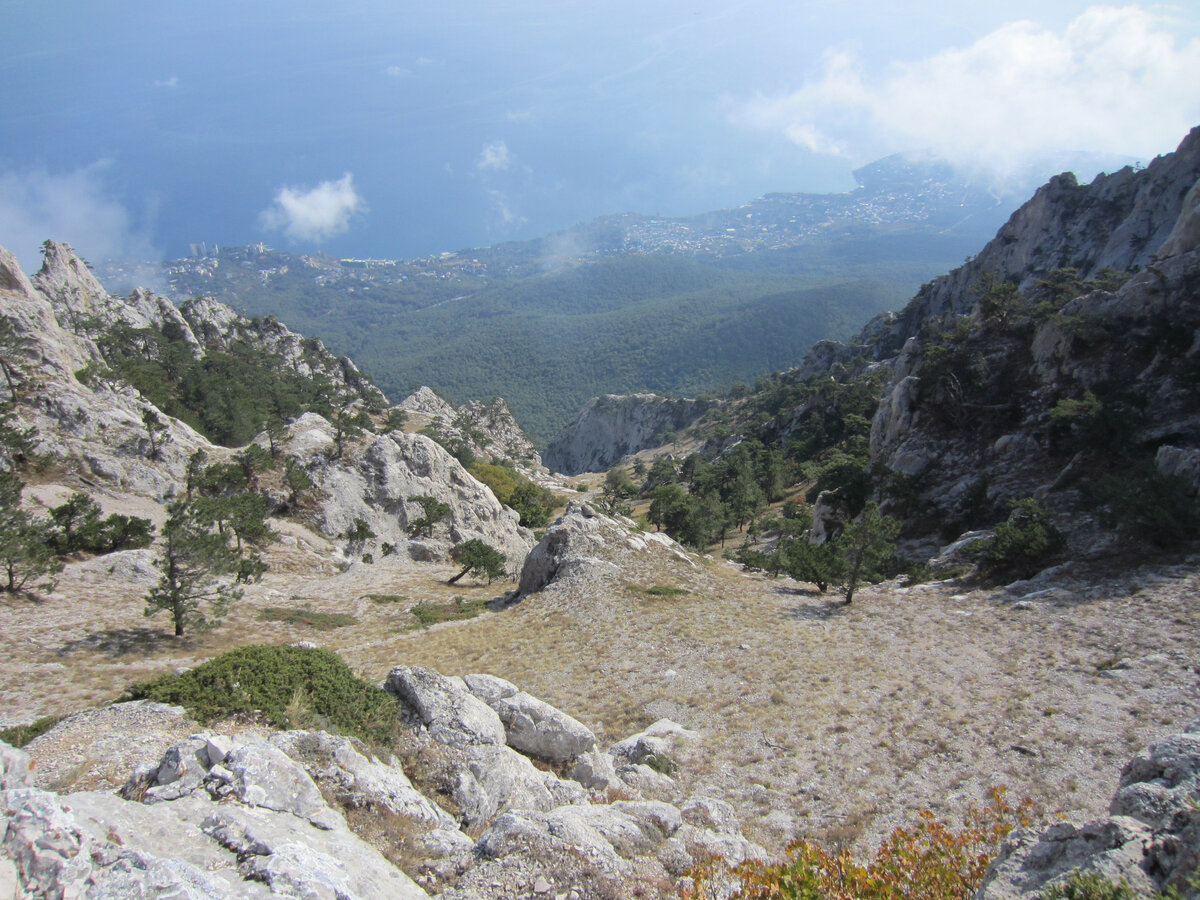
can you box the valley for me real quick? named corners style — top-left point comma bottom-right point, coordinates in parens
top-left (1, 127), bottom-right (1199, 898)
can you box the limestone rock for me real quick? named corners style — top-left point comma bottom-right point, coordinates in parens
top-left (976, 818), bottom-right (1158, 899)
top-left (386, 666), bottom-right (507, 748)
top-left (215, 738), bottom-right (343, 830)
top-left (519, 501), bottom-right (630, 595)
top-left (544, 393), bottom-right (711, 476)
top-left (311, 429), bottom-right (534, 566)
top-left (977, 725), bottom-right (1200, 899)
top-left (0, 742), bottom-right (31, 790)
top-left (464, 677), bottom-right (596, 763)
top-left (570, 749), bottom-right (623, 794)
top-left (1109, 732), bottom-right (1200, 830)
top-left (269, 730), bottom-right (456, 829)
top-left (610, 719), bottom-right (699, 771)
top-left (453, 743), bottom-right (583, 828)
top-left (201, 804), bottom-right (426, 899)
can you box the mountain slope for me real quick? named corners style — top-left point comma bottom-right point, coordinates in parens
top-left (136, 156), bottom-right (1017, 444)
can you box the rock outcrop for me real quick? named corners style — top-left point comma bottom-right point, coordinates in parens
top-left (870, 126), bottom-right (1200, 357)
top-left (977, 722), bottom-right (1200, 898)
top-left (399, 388), bottom-right (545, 475)
top-left (289, 419), bottom-right (534, 566)
top-left (3, 670), bottom-right (763, 900)
top-left (543, 393), bottom-right (711, 476)
top-left (1, 240), bottom-right (536, 570)
top-left (519, 500), bottom-right (688, 595)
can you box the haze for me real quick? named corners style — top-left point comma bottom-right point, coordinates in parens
top-left (1, 1), bottom-right (1198, 270)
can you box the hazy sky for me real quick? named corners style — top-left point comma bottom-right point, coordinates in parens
top-left (1, 1), bottom-right (1198, 269)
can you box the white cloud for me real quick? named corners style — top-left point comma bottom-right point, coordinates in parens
top-left (259, 173), bottom-right (364, 244)
top-left (384, 65), bottom-right (409, 78)
top-left (153, 76), bottom-right (179, 88)
top-left (475, 140), bottom-right (514, 172)
top-left (0, 163), bottom-right (156, 272)
top-left (731, 5), bottom-right (1200, 177)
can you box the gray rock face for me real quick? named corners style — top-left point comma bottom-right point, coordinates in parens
top-left (464, 676), bottom-right (596, 763)
top-left (386, 666), bottom-right (507, 748)
top-left (856, 127), bottom-right (1200, 546)
top-left (268, 730), bottom-right (456, 829)
top-left (518, 501), bottom-right (628, 595)
top-left (865, 126), bottom-right (1200, 358)
top-left (310, 428), bottom-right (534, 567)
top-left (399, 388), bottom-right (544, 474)
top-left (977, 724), bottom-right (1200, 898)
top-left (1109, 732), bottom-right (1200, 830)
top-left (544, 393), bottom-right (711, 476)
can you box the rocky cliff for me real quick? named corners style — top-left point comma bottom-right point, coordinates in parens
top-left (784, 126), bottom-right (1200, 554)
top-left (399, 387), bottom-right (545, 475)
top-left (543, 393), bottom-right (712, 476)
top-left (0, 240), bottom-right (534, 565)
top-left (864, 127), bottom-right (1200, 359)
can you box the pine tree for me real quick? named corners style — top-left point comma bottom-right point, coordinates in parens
top-left (144, 501), bottom-right (242, 636)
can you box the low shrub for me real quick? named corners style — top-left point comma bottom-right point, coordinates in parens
top-left (1040, 872), bottom-right (1144, 900)
top-left (644, 584), bottom-right (689, 597)
top-left (686, 787), bottom-right (1033, 900)
top-left (410, 596), bottom-right (488, 628)
top-left (125, 645), bottom-right (398, 745)
top-left (0, 713), bottom-right (64, 748)
top-left (259, 606), bottom-right (358, 630)
top-left (973, 499), bottom-right (1065, 580)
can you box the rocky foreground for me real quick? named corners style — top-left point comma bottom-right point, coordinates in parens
top-left (0, 663), bottom-right (764, 899)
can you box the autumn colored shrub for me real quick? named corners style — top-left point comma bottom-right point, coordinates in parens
top-left (685, 787), bottom-right (1033, 900)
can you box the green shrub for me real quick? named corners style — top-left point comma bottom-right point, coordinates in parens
top-left (1090, 462), bottom-right (1200, 548)
top-left (974, 499), bottom-right (1065, 580)
top-left (1039, 871), bottom-right (1150, 899)
top-left (644, 584), bottom-right (689, 597)
top-left (410, 596), bottom-right (488, 628)
top-left (0, 713), bottom-right (64, 748)
top-left (258, 606), bottom-right (358, 630)
top-left (125, 645), bottom-right (398, 744)
top-left (367, 593), bottom-right (408, 604)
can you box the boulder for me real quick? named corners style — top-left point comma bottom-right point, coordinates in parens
top-left (609, 718), bottom-right (699, 770)
top-left (452, 743), bottom-right (586, 828)
top-left (1109, 732), bottom-right (1200, 830)
top-left (464, 676), bottom-right (596, 763)
top-left (0, 742), bottom-right (31, 790)
top-left (269, 730), bottom-right (456, 829)
top-left (976, 818), bottom-right (1157, 899)
top-left (977, 724), bottom-right (1200, 898)
top-left (386, 666), bottom-right (506, 748)
top-left (213, 738), bottom-right (343, 830)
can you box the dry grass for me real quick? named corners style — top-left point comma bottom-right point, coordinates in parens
top-left (3, 509), bottom-right (1198, 856)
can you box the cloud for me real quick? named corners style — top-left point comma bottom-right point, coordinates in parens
top-left (475, 140), bottom-right (514, 173)
top-left (153, 76), bottom-right (178, 88)
top-left (731, 5), bottom-right (1200, 177)
top-left (0, 163), bottom-right (157, 272)
top-left (259, 173), bottom-right (364, 244)
top-left (485, 189), bottom-right (525, 228)
top-left (384, 65), bottom-right (409, 78)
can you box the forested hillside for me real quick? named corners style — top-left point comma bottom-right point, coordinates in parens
top-left (131, 155), bottom-right (1013, 444)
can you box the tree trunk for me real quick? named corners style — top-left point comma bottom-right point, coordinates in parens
top-left (446, 566), bottom-right (470, 585)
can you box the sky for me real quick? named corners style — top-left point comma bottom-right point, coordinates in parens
top-left (1, 1), bottom-right (1199, 271)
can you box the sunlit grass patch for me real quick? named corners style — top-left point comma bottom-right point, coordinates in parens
top-left (410, 596), bottom-right (488, 628)
top-left (259, 605), bottom-right (358, 630)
